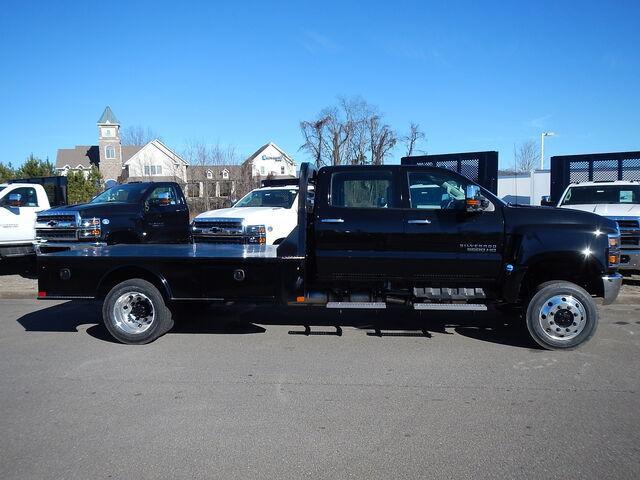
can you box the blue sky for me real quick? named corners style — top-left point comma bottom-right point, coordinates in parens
top-left (1, 0), bottom-right (638, 169)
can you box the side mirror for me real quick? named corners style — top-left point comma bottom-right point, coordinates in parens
top-left (8, 193), bottom-right (22, 207)
top-left (540, 195), bottom-right (554, 207)
top-left (465, 185), bottom-right (482, 212)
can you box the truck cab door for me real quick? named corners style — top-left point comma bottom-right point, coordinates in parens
top-left (143, 185), bottom-right (188, 243)
top-left (401, 168), bottom-right (505, 283)
top-left (313, 167), bottom-right (404, 281)
top-left (0, 186), bottom-right (42, 242)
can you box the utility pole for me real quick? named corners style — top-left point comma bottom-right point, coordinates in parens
top-left (541, 132), bottom-right (556, 169)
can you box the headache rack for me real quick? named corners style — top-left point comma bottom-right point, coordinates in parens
top-left (401, 151), bottom-right (498, 194)
top-left (550, 151), bottom-right (640, 203)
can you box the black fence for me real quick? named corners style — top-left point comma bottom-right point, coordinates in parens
top-left (550, 151), bottom-right (640, 203)
top-left (401, 151), bottom-right (499, 194)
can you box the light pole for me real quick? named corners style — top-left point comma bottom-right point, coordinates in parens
top-left (540, 131), bottom-right (555, 170)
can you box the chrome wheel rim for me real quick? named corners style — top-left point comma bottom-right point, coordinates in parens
top-left (538, 294), bottom-right (587, 342)
top-left (113, 292), bottom-right (155, 335)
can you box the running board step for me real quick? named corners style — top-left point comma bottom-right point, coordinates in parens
top-left (326, 302), bottom-right (387, 309)
top-left (414, 303), bottom-right (487, 311)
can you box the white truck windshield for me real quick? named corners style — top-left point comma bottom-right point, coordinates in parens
top-left (235, 189), bottom-right (298, 208)
top-left (561, 185), bottom-right (640, 205)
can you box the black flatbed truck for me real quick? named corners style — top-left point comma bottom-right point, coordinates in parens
top-left (37, 163), bottom-right (623, 349)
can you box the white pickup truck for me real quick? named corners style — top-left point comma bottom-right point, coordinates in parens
top-left (0, 183), bottom-right (51, 258)
top-left (192, 184), bottom-right (309, 245)
top-left (556, 180), bottom-right (640, 271)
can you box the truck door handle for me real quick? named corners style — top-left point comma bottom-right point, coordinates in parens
top-left (321, 218), bottom-right (344, 223)
top-left (407, 219), bottom-right (432, 224)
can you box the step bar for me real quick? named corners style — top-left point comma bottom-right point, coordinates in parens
top-left (324, 302), bottom-right (488, 311)
top-left (413, 303), bottom-right (487, 311)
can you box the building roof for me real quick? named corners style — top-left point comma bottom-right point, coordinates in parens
top-left (55, 144), bottom-right (142, 169)
top-left (242, 142), bottom-right (295, 166)
top-left (97, 106), bottom-right (120, 125)
top-left (55, 146), bottom-right (99, 169)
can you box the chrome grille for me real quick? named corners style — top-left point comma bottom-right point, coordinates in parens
top-left (35, 212), bottom-right (79, 242)
top-left (613, 218), bottom-right (640, 251)
top-left (36, 228), bottom-right (77, 240)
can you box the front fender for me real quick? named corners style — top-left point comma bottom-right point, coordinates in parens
top-left (502, 224), bottom-right (608, 302)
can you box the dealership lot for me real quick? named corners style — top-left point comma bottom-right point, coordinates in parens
top-left (0, 298), bottom-right (638, 479)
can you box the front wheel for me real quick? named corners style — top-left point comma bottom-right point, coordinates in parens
top-left (102, 279), bottom-right (174, 344)
top-left (526, 281), bottom-right (598, 350)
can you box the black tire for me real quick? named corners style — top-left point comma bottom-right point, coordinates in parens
top-left (525, 281), bottom-right (598, 350)
top-left (102, 279), bottom-right (174, 344)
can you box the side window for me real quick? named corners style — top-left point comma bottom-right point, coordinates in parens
top-left (330, 171), bottom-right (396, 209)
top-left (407, 172), bottom-right (466, 210)
top-left (3, 187), bottom-right (38, 207)
top-left (147, 186), bottom-right (177, 207)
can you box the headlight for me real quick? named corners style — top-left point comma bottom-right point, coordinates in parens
top-left (607, 233), bottom-right (620, 267)
top-left (81, 218), bottom-right (101, 228)
top-left (245, 224), bottom-right (266, 244)
top-left (79, 217), bottom-right (102, 239)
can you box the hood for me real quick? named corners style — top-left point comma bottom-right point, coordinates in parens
top-left (504, 204), bottom-right (619, 234)
top-left (559, 203), bottom-right (640, 217)
top-left (196, 206), bottom-right (288, 223)
top-left (40, 202), bottom-right (140, 217)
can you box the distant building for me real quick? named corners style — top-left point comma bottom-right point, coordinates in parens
top-left (186, 142), bottom-right (297, 209)
top-left (55, 107), bottom-right (297, 211)
top-left (55, 107), bottom-right (187, 188)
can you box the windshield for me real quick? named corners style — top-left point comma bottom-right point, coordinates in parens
top-left (90, 184), bottom-right (149, 204)
top-left (234, 189), bottom-right (298, 208)
top-left (561, 185), bottom-right (640, 205)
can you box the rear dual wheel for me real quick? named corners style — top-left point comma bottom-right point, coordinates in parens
top-left (102, 279), bottom-right (174, 344)
top-left (526, 281), bottom-right (598, 350)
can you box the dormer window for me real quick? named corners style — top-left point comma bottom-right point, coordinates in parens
top-left (105, 145), bottom-right (116, 159)
top-left (222, 169), bottom-right (229, 180)
top-left (206, 170), bottom-right (213, 179)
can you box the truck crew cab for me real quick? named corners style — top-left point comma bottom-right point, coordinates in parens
top-left (36, 182), bottom-right (190, 252)
top-left (37, 163), bottom-right (622, 350)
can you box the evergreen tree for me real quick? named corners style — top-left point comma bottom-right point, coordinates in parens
top-left (0, 162), bottom-right (15, 182)
top-left (16, 154), bottom-right (55, 178)
top-left (66, 167), bottom-right (104, 204)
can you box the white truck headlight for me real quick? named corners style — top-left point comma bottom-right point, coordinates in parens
top-left (245, 225), bottom-right (266, 244)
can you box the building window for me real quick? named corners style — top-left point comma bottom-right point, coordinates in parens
top-left (260, 166), bottom-right (265, 175)
top-left (105, 145), bottom-right (116, 159)
top-left (144, 165), bottom-right (163, 176)
top-left (281, 166), bottom-right (285, 175)
top-left (220, 181), bottom-right (232, 197)
top-left (206, 170), bottom-right (213, 179)
top-left (222, 169), bottom-right (229, 180)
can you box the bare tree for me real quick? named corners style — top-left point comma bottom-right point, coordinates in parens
top-left (121, 126), bottom-right (159, 146)
top-left (402, 122), bottom-right (426, 157)
top-left (299, 96), bottom-right (397, 166)
top-left (368, 115), bottom-right (397, 165)
top-left (300, 117), bottom-right (329, 168)
top-left (515, 140), bottom-right (540, 172)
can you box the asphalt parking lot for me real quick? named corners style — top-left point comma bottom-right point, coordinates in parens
top-left (0, 298), bottom-right (639, 479)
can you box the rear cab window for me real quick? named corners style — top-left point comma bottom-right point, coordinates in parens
top-left (329, 170), bottom-right (398, 209)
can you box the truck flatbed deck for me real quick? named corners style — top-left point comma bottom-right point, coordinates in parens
top-left (39, 243), bottom-right (283, 260)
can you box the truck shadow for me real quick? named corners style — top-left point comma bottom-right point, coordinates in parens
top-left (16, 301), bottom-right (540, 349)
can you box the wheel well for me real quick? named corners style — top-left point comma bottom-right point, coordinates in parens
top-left (521, 258), bottom-right (603, 300)
top-left (97, 266), bottom-right (171, 299)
